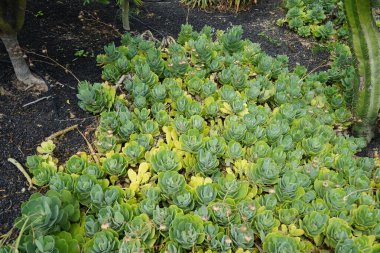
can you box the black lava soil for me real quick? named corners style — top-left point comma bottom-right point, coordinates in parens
top-left (0, 0), bottom-right (378, 235)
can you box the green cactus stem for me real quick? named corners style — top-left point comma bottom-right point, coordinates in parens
top-left (344, 0), bottom-right (380, 141)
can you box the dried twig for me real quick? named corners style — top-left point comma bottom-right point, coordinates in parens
top-left (116, 74), bottom-right (127, 87)
top-left (299, 61), bottom-right (330, 82)
top-left (130, 16), bottom-right (167, 37)
top-left (77, 129), bottom-right (100, 165)
top-left (45, 124), bottom-right (78, 140)
top-left (54, 115), bottom-right (98, 122)
top-left (141, 30), bottom-right (160, 42)
top-left (82, 10), bottom-right (122, 37)
top-left (22, 96), bottom-right (52, 107)
top-left (255, 243), bottom-right (264, 253)
top-left (22, 49), bottom-right (80, 82)
top-left (8, 158), bottom-right (35, 190)
top-left (0, 195), bottom-right (9, 200)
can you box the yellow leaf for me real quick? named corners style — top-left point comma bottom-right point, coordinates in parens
top-left (281, 224), bottom-right (288, 234)
top-left (156, 138), bottom-right (165, 146)
top-left (105, 150), bottom-right (115, 158)
top-left (174, 140), bottom-right (181, 150)
top-left (130, 182), bottom-right (139, 192)
top-left (247, 185), bottom-right (258, 198)
top-left (272, 107), bottom-right (280, 115)
top-left (204, 177), bottom-right (213, 184)
top-left (128, 169), bottom-right (137, 182)
top-left (238, 107), bottom-right (249, 117)
top-left (109, 175), bottom-right (118, 185)
top-left (140, 173), bottom-right (151, 184)
top-left (226, 167), bottom-right (234, 174)
top-left (313, 235), bottom-right (324, 247)
top-left (171, 128), bottom-right (179, 141)
top-left (189, 176), bottom-right (206, 188)
top-left (220, 102), bottom-right (233, 114)
top-left (290, 229), bottom-right (304, 237)
top-left (289, 224), bottom-right (304, 237)
top-left (138, 162), bottom-right (150, 174)
top-left (163, 126), bottom-right (172, 145)
top-left (223, 102), bottom-right (232, 111)
top-left (36, 147), bottom-right (44, 154)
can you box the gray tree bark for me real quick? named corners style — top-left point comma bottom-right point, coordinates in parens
top-left (1, 33), bottom-right (48, 91)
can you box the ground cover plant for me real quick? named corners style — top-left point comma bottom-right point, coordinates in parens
top-left (278, 0), bottom-right (348, 40)
top-left (278, 0), bottom-right (380, 141)
top-left (1, 24), bottom-right (380, 252)
top-left (0, 0), bottom-right (335, 237)
top-left (279, 0), bottom-right (380, 40)
top-left (180, 0), bottom-right (256, 12)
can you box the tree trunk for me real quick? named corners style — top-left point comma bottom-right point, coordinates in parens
top-left (121, 0), bottom-right (130, 31)
top-left (0, 33), bottom-right (48, 91)
top-left (0, 0), bottom-right (26, 34)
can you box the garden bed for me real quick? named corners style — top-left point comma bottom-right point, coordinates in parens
top-left (0, 0), bottom-right (378, 241)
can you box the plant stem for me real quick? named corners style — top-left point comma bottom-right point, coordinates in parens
top-left (77, 129), bottom-right (100, 165)
top-left (7, 158), bottom-right (34, 190)
top-left (45, 124), bottom-right (78, 140)
top-left (14, 217), bottom-right (29, 253)
top-left (121, 0), bottom-right (130, 31)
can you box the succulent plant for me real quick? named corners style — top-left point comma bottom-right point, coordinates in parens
top-left (325, 218), bottom-right (353, 248)
top-left (150, 147), bottom-right (182, 173)
top-left (15, 190), bottom-right (80, 237)
top-left (169, 214), bottom-right (205, 250)
top-left (87, 230), bottom-right (120, 253)
top-left (77, 81), bottom-right (115, 114)
top-left (102, 153), bottom-right (129, 176)
top-left (4, 24), bottom-right (380, 253)
top-left (263, 232), bottom-right (300, 253)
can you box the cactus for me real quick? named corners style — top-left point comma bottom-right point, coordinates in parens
top-left (344, 0), bottom-right (380, 141)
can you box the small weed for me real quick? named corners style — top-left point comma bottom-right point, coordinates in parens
top-left (35, 10), bottom-right (44, 17)
top-left (74, 49), bottom-right (93, 58)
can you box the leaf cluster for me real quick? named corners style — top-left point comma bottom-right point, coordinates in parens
top-left (278, 0), bottom-right (348, 40)
top-left (2, 25), bottom-right (380, 253)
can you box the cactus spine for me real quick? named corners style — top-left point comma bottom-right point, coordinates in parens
top-left (344, 0), bottom-right (380, 141)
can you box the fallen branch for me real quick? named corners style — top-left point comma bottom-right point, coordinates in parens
top-left (77, 129), bottom-right (100, 165)
top-left (116, 74), bottom-right (127, 87)
top-left (22, 95), bottom-right (51, 107)
top-left (45, 124), bottom-right (78, 140)
top-left (8, 158), bottom-right (35, 190)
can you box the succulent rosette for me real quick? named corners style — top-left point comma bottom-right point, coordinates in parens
top-left (169, 214), bottom-right (205, 250)
top-left (263, 232), bottom-right (301, 253)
